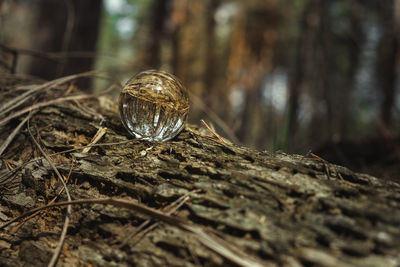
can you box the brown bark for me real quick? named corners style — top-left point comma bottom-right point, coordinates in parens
top-left (0, 75), bottom-right (400, 266)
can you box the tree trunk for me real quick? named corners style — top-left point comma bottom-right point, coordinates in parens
top-left (28, 0), bottom-right (102, 91)
top-left (139, 0), bottom-right (169, 70)
top-left (203, 0), bottom-right (219, 112)
top-left (378, 0), bottom-right (398, 133)
top-left (230, 2), bottom-right (279, 147)
top-left (287, 0), bottom-right (323, 152)
top-left (0, 76), bottom-right (399, 266)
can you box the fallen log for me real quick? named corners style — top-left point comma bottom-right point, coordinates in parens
top-left (0, 74), bottom-right (399, 266)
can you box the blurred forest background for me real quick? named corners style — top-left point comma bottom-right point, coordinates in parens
top-left (0, 0), bottom-right (399, 180)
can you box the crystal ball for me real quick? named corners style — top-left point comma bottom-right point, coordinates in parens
top-left (118, 70), bottom-right (189, 142)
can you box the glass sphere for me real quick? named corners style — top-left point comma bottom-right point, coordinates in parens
top-left (118, 70), bottom-right (189, 142)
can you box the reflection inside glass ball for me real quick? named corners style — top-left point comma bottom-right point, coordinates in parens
top-left (118, 70), bottom-right (189, 142)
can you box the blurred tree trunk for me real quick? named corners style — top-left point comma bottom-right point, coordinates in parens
top-left (312, 3), bottom-right (330, 143)
top-left (229, 2), bottom-right (280, 147)
top-left (140, 0), bottom-right (169, 69)
top-left (203, 0), bottom-right (219, 111)
top-left (287, 0), bottom-right (324, 152)
top-left (29, 0), bottom-right (102, 91)
top-left (378, 0), bottom-right (398, 134)
top-left (288, 1), bottom-right (363, 152)
top-left (321, 2), bottom-right (363, 145)
top-left (334, 0), bottom-right (362, 139)
top-left (169, 0), bottom-right (187, 74)
top-left (170, 0), bottom-right (211, 123)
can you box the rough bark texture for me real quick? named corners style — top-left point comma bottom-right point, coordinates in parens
top-left (0, 76), bottom-right (400, 267)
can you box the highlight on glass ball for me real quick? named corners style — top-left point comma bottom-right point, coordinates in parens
top-left (118, 70), bottom-right (190, 142)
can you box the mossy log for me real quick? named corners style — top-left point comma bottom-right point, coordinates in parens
top-left (0, 75), bottom-right (399, 266)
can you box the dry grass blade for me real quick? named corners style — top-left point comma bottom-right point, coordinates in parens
top-left (190, 92), bottom-right (239, 143)
top-left (185, 225), bottom-right (263, 267)
top-left (308, 152), bottom-right (345, 181)
top-left (0, 198), bottom-right (264, 267)
top-left (27, 121), bottom-right (72, 267)
top-left (0, 94), bottom-right (95, 127)
top-left (0, 71), bottom-right (97, 118)
top-left (0, 164), bottom-right (24, 186)
top-left (201, 119), bottom-right (226, 144)
top-left (82, 127), bottom-right (107, 153)
top-left (116, 189), bottom-right (201, 248)
top-left (73, 99), bottom-right (104, 121)
top-left (0, 110), bottom-right (37, 156)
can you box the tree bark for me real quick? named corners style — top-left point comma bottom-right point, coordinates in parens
top-left (0, 76), bottom-right (399, 266)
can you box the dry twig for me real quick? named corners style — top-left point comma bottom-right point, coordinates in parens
top-left (309, 152), bottom-right (344, 181)
top-left (190, 92), bottom-right (239, 143)
top-left (116, 189), bottom-right (201, 248)
top-left (0, 71), bottom-right (97, 118)
top-left (82, 127), bottom-right (107, 153)
top-left (201, 119), bottom-right (227, 144)
top-left (27, 120), bottom-right (72, 267)
top-left (0, 111), bottom-right (37, 156)
top-left (0, 93), bottom-right (95, 127)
